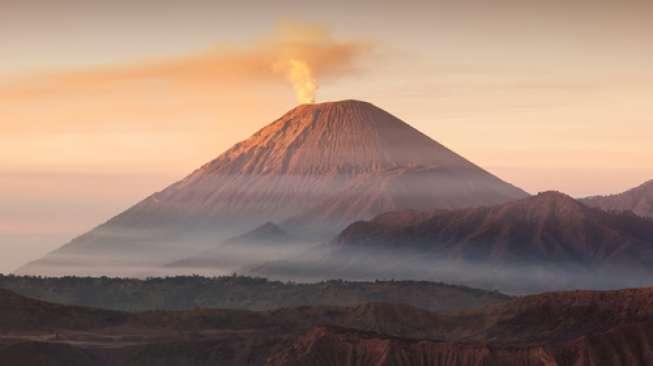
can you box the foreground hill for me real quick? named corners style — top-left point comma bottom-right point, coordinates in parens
top-left (18, 100), bottom-right (526, 277)
top-left (267, 321), bottom-right (653, 366)
top-left (583, 179), bottom-right (653, 218)
top-left (256, 191), bottom-right (653, 293)
top-left (0, 288), bottom-right (126, 331)
top-left (3, 286), bottom-right (653, 365)
top-left (0, 275), bottom-right (508, 312)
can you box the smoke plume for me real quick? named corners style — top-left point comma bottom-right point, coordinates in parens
top-left (1, 22), bottom-right (370, 104)
top-left (268, 22), bottom-right (364, 103)
top-left (280, 59), bottom-right (317, 104)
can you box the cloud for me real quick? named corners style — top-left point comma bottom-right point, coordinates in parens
top-left (1, 21), bottom-right (371, 103)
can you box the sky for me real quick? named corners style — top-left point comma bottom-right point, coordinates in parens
top-left (2, 0), bottom-right (653, 272)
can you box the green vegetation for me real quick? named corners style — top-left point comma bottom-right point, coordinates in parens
top-left (0, 274), bottom-right (508, 312)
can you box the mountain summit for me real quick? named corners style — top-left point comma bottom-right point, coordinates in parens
top-left (19, 100), bottom-right (527, 276)
top-left (201, 100), bottom-right (477, 175)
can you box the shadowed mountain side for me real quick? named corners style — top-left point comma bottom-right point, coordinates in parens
top-left (335, 191), bottom-right (653, 267)
top-left (583, 179), bottom-right (653, 218)
top-left (18, 100), bottom-right (527, 276)
top-left (4, 287), bottom-right (653, 365)
top-left (254, 192), bottom-right (653, 293)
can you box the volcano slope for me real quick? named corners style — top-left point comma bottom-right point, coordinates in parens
top-left (583, 179), bottom-right (653, 219)
top-left (3, 287), bottom-right (653, 365)
top-left (18, 100), bottom-right (526, 276)
top-left (256, 191), bottom-right (653, 293)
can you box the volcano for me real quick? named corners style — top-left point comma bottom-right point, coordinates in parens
top-left (18, 100), bottom-right (527, 276)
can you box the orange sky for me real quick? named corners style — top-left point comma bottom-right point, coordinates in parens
top-left (2, 0), bottom-right (653, 272)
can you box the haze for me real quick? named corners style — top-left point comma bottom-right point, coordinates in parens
top-left (2, 0), bottom-right (653, 273)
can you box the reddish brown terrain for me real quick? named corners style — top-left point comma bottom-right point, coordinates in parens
top-left (3, 287), bottom-right (653, 365)
top-left (583, 180), bottom-right (653, 218)
top-left (267, 322), bottom-right (653, 366)
top-left (18, 100), bottom-right (526, 277)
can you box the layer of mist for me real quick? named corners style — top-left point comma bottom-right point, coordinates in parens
top-left (253, 245), bottom-right (653, 295)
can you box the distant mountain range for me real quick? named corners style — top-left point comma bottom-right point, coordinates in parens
top-left (18, 100), bottom-right (526, 276)
top-left (335, 191), bottom-right (653, 268)
top-left (256, 191), bottom-right (653, 293)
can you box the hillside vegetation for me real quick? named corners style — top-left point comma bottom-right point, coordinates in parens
top-left (0, 274), bottom-right (508, 312)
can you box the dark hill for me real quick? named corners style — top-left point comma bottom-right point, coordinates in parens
top-left (337, 191), bottom-right (653, 268)
top-left (0, 275), bottom-right (509, 312)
